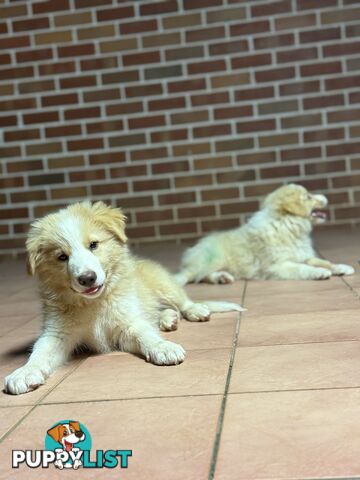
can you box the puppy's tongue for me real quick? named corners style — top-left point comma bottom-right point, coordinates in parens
top-left (311, 209), bottom-right (327, 219)
top-left (64, 440), bottom-right (72, 452)
top-left (84, 286), bottom-right (100, 295)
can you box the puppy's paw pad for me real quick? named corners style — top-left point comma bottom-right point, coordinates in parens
top-left (146, 341), bottom-right (185, 366)
top-left (183, 303), bottom-right (211, 322)
top-left (313, 267), bottom-right (332, 280)
top-left (209, 271), bottom-right (234, 284)
top-left (4, 366), bottom-right (45, 395)
top-left (159, 309), bottom-right (180, 332)
top-left (332, 264), bottom-right (355, 276)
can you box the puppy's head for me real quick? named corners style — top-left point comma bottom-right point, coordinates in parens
top-left (26, 201), bottom-right (127, 300)
top-left (262, 184), bottom-right (328, 224)
top-left (47, 421), bottom-right (85, 450)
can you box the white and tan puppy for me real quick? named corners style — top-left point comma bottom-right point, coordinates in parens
top-left (5, 202), bottom-right (243, 395)
top-left (176, 184), bottom-right (354, 284)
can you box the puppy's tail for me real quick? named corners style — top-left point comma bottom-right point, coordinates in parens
top-left (203, 301), bottom-right (246, 313)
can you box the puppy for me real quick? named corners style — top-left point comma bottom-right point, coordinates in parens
top-left (176, 184), bottom-right (354, 284)
top-left (47, 421), bottom-right (85, 469)
top-left (4, 201), bottom-right (244, 395)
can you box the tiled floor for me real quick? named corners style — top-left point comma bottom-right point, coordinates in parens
top-left (1, 228), bottom-right (360, 479)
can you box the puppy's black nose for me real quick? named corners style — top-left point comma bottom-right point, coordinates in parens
top-left (75, 430), bottom-right (84, 438)
top-left (78, 271), bottom-right (97, 287)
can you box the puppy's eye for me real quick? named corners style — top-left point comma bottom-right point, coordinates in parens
top-left (58, 253), bottom-right (68, 262)
top-left (89, 241), bottom-right (98, 250)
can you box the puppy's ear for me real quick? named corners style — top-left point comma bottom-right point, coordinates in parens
top-left (92, 202), bottom-right (127, 243)
top-left (264, 184), bottom-right (305, 217)
top-left (25, 220), bottom-right (43, 275)
top-left (69, 421), bottom-right (81, 432)
top-left (47, 424), bottom-right (63, 443)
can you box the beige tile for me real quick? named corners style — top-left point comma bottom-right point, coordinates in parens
top-left (0, 405), bottom-right (31, 438)
top-left (244, 285), bottom-right (359, 316)
top-left (0, 300), bottom-right (40, 319)
top-left (216, 389), bottom-right (360, 479)
top-left (43, 348), bottom-right (231, 404)
top-left (239, 309), bottom-right (360, 347)
top-left (164, 312), bottom-right (237, 350)
top-left (185, 281), bottom-right (245, 301)
top-left (0, 314), bottom-right (38, 337)
top-left (230, 341), bottom-right (360, 393)
top-left (0, 395), bottom-right (221, 479)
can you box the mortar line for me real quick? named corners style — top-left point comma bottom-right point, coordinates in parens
top-left (208, 280), bottom-right (248, 480)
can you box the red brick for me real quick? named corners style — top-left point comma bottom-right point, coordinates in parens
top-left (254, 33), bottom-right (294, 50)
top-left (275, 13), bottom-right (316, 30)
top-left (159, 192), bottom-right (196, 206)
top-left (171, 110), bottom-right (208, 125)
top-left (178, 205), bottom-right (216, 219)
top-left (42, 93), bottom-right (78, 107)
top-left (217, 169), bottom-right (256, 183)
top-left (237, 119), bottom-right (276, 133)
top-left (151, 129), bottom-right (188, 143)
top-left (214, 105), bottom-right (253, 120)
top-left (83, 88), bottom-right (120, 102)
top-left (19, 79), bottom-right (55, 94)
top-left (305, 160), bottom-right (345, 175)
top-left (231, 20), bottom-right (270, 37)
top-left (0, 146), bottom-right (21, 158)
top-left (252, 0), bottom-right (292, 16)
top-left (232, 53), bottom-right (271, 69)
top-left (209, 39), bottom-right (248, 56)
top-left (33, 0), bottom-right (69, 14)
top-left (5, 128), bottom-right (40, 142)
top-left (97, 5), bottom-right (134, 21)
top-left (327, 142), bottom-right (360, 157)
top-left (39, 61), bottom-right (75, 76)
top-left (281, 147), bottom-right (322, 161)
top-left (70, 169), bottom-right (106, 182)
top-left (327, 109), bottom-right (360, 124)
top-left (300, 27), bottom-right (340, 43)
top-left (131, 147), bottom-right (168, 161)
top-left (86, 120), bottom-right (124, 135)
top-left (191, 91), bottom-right (229, 107)
top-left (303, 94), bottom-right (344, 110)
top-left (129, 115), bottom-right (165, 130)
top-left (277, 47), bottom-right (318, 64)
top-left (0, 176), bottom-right (23, 188)
top-left (0, 35), bottom-right (30, 50)
top-left (166, 46), bottom-right (204, 61)
top-left (120, 19), bottom-right (157, 35)
top-left (215, 138), bottom-right (254, 153)
top-left (109, 133), bottom-right (146, 148)
top-left (235, 86), bottom-right (274, 101)
top-left (261, 165), bottom-right (300, 179)
top-left (58, 44), bottom-right (95, 58)
top-left (220, 201), bottom-right (258, 215)
top-left (193, 124), bottom-right (231, 138)
top-left (301, 61), bottom-right (342, 77)
top-left (106, 101), bottom-right (143, 116)
top-left (168, 78), bottom-right (206, 94)
top-left (7, 160), bottom-right (43, 173)
top-left (195, 156), bottom-right (233, 170)
top-left (175, 174), bottom-right (212, 188)
top-left (103, 70), bottom-right (139, 85)
top-left (64, 106), bottom-right (100, 121)
top-left (137, 209), bottom-right (174, 223)
top-left (60, 75), bottom-right (96, 89)
top-left (280, 80), bottom-right (320, 96)
top-left (46, 124), bottom-right (82, 138)
top-left (29, 173), bottom-right (64, 186)
top-left (202, 218), bottom-right (240, 232)
top-left (186, 26), bottom-right (225, 42)
top-left (201, 187), bottom-right (239, 202)
top-left (323, 41), bottom-right (360, 58)
top-left (297, 0), bottom-right (336, 9)
top-left (281, 113), bottom-right (321, 129)
top-left (0, 66), bottom-right (34, 81)
top-left (325, 75), bottom-right (360, 91)
top-left (237, 152), bottom-right (276, 166)
top-left (0, 115), bottom-right (17, 127)
top-left (188, 59), bottom-right (226, 75)
top-left (140, 0), bottom-right (177, 15)
top-left (0, 98), bottom-right (36, 112)
top-left (148, 97), bottom-right (186, 112)
top-left (123, 51), bottom-right (160, 67)
top-left (67, 138), bottom-right (104, 151)
top-left (173, 142), bottom-right (211, 157)
top-left (256, 67), bottom-right (295, 83)
top-left (89, 151), bottom-right (126, 165)
top-left (0, 208), bottom-right (28, 220)
top-left (184, 0), bottom-right (221, 8)
top-left (23, 111), bottom-right (59, 125)
top-left (13, 17), bottom-right (49, 32)
top-left (134, 178), bottom-right (170, 192)
top-left (0, 53), bottom-right (11, 65)
top-left (152, 160), bottom-right (189, 175)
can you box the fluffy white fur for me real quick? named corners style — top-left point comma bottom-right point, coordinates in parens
top-left (4, 201), bottom-right (243, 395)
top-left (176, 184), bottom-right (355, 285)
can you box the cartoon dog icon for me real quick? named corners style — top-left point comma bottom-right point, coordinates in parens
top-left (47, 421), bottom-right (85, 469)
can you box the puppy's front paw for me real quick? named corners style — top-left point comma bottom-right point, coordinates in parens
top-left (208, 271), bottom-right (234, 284)
top-left (4, 365), bottom-right (45, 395)
top-left (159, 309), bottom-right (180, 332)
top-left (145, 340), bottom-right (185, 366)
top-left (183, 303), bottom-right (211, 322)
top-left (312, 267), bottom-right (332, 280)
top-left (332, 264), bottom-right (355, 276)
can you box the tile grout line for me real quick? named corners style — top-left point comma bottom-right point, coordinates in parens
top-left (208, 280), bottom-right (248, 480)
top-left (0, 356), bottom-right (88, 445)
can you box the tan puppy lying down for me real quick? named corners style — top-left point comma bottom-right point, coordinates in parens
top-left (5, 202), bottom-right (243, 395)
top-left (176, 184), bottom-right (354, 285)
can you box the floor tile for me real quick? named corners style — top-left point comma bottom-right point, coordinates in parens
top-left (0, 395), bottom-right (221, 480)
top-left (230, 341), bottom-right (360, 393)
top-left (215, 389), bottom-right (360, 479)
top-left (0, 405), bottom-right (31, 439)
top-left (42, 348), bottom-right (231, 404)
top-left (164, 312), bottom-right (237, 350)
top-left (239, 309), bottom-right (360, 347)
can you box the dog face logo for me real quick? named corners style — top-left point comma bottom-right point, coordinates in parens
top-left (47, 421), bottom-right (85, 453)
top-left (45, 420), bottom-right (91, 470)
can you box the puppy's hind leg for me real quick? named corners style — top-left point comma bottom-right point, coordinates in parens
top-left (203, 271), bottom-right (235, 284)
top-left (181, 300), bottom-right (211, 322)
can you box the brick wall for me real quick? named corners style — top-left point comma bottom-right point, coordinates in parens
top-left (1, 0), bottom-right (360, 258)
